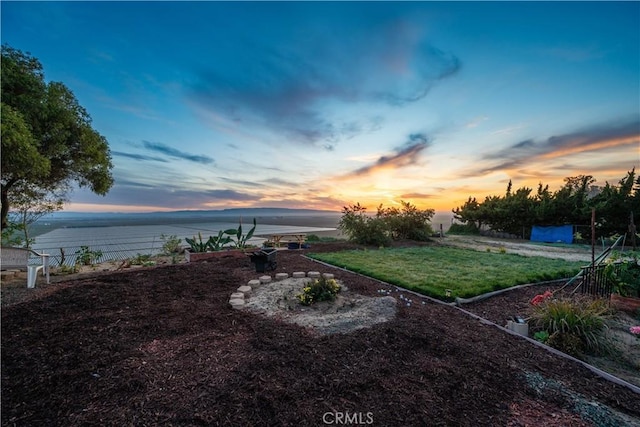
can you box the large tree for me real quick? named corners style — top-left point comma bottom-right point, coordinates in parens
top-left (1, 45), bottom-right (113, 229)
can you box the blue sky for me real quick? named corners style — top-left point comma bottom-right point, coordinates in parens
top-left (2, 1), bottom-right (639, 213)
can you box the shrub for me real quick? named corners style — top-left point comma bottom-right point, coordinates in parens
top-left (529, 296), bottom-right (611, 357)
top-left (546, 332), bottom-right (585, 357)
top-left (448, 222), bottom-right (480, 235)
top-left (338, 203), bottom-right (391, 246)
top-left (160, 234), bottom-right (182, 254)
top-left (130, 253), bottom-right (155, 266)
top-left (297, 276), bottom-right (341, 306)
top-left (604, 251), bottom-right (640, 297)
top-left (339, 201), bottom-right (434, 246)
top-left (75, 246), bottom-right (102, 265)
top-left (378, 201), bottom-right (434, 241)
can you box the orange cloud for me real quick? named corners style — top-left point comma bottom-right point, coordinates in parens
top-left (538, 135), bottom-right (638, 160)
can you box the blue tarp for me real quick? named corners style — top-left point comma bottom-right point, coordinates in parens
top-left (530, 225), bottom-right (573, 244)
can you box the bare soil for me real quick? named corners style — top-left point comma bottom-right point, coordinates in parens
top-left (2, 240), bottom-right (639, 426)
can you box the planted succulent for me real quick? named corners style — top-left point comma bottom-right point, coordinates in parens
top-left (185, 232), bottom-right (211, 253)
top-left (185, 218), bottom-right (257, 253)
top-left (208, 229), bottom-right (235, 251)
top-left (226, 218), bottom-right (257, 249)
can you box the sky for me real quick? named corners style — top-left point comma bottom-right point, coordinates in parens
top-left (2, 1), bottom-right (639, 215)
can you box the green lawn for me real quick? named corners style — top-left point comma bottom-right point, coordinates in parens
top-left (309, 246), bottom-right (585, 300)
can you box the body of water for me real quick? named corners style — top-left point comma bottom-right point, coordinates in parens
top-left (31, 220), bottom-right (336, 266)
top-left (25, 208), bottom-right (453, 266)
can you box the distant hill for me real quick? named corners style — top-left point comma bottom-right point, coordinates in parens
top-left (44, 207), bottom-right (341, 221)
top-left (28, 208), bottom-right (342, 234)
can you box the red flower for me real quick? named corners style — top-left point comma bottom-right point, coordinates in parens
top-left (530, 290), bottom-right (553, 306)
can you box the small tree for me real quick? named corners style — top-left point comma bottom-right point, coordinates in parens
top-left (8, 183), bottom-right (66, 247)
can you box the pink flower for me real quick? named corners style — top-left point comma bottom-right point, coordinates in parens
top-left (530, 290), bottom-right (553, 306)
top-left (630, 326), bottom-right (640, 335)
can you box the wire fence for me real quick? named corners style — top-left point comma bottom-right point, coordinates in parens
top-left (29, 222), bottom-right (336, 267)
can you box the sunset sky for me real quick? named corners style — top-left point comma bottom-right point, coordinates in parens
top-left (2, 2), bottom-right (638, 214)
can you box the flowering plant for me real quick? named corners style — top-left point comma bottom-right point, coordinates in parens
top-left (604, 251), bottom-right (640, 297)
top-left (530, 290), bottom-right (553, 306)
top-left (630, 326), bottom-right (640, 339)
top-left (297, 276), bottom-right (341, 306)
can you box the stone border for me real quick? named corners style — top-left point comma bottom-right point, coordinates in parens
top-left (228, 272), bottom-right (334, 310)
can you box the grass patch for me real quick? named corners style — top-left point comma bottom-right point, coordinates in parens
top-left (309, 246), bottom-right (584, 300)
top-left (306, 234), bottom-right (343, 243)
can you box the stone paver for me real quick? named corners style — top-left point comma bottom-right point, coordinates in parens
top-left (232, 272), bottom-right (339, 314)
top-left (229, 298), bottom-right (245, 309)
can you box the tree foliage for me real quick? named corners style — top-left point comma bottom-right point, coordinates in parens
top-left (1, 45), bottom-right (113, 229)
top-left (339, 201), bottom-right (435, 246)
top-left (452, 169), bottom-right (639, 240)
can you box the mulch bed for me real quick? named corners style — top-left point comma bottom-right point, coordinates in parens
top-left (2, 242), bottom-right (639, 426)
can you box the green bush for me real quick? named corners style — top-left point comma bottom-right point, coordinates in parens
top-left (529, 296), bottom-right (611, 357)
top-left (75, 246), bottom-right (102, 266)
top-left (338, 203), bottom-right (391, 246)
top-left (378, 201), bottom-right (434, 241)
top-left (604, 251), bottom-right (640, 297)
top-left (338, 201), bottom-right (434, 246)
top-left (447, 222), bottom-right (480, 235)
top-left (160, 234), bottom-right (182, 254)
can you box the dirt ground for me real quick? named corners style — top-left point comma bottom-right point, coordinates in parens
top-left (2, 239), bottom-right (640, 426)
top-left (436, 234), bottom-right (595, 262)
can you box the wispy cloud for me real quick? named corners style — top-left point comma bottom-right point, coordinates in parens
top-left (490, 123), bottom-right (528, 136)
top-left (203, 189), bottom-right (258, 202)
top-left (112, 151), bottom-right (169, 163)
top-left (538, 45), bottom-right (604, 62)
top-left (465, 116), bottom-right (488, 128)
top-left (142, 141), bottom-right (215, 165)
top-left (74, 184), bottom-right (258, 209)
top-left (478, 119), bottom-right (639, 175)
top-left (345, 133), bottom-right (431, 177)
top-left (187, 17), bottom-right (459, 146)
top-left (400, 192), bottom-right (435, 199)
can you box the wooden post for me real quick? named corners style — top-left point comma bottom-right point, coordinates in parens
top-left (591, 208), bottom-right (596, 288)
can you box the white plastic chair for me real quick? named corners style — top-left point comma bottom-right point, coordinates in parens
top-left (1, 247), bottom-right (50, 288)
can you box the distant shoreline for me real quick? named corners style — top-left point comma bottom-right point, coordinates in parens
top-left (30, 209), bottom-right (343, 238)
top-left (29, 209), bottom-right (454, 239)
